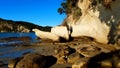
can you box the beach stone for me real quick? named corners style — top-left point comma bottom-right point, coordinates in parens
top-left (15, 53), bottom-right (46, 68)
top-left (100, 60), bottom-right (112, 68)
top-left (54, 45), bottom-right (76, 64)
top-left (117, 62), bottom-right (120, 68)
top-left (72, 58), bottom-right (89, 68)
top-left (56, 57), bottom-right (67, 64)
top-left (54, 45), bottom-right (75, 58)
top-left (86, 50), bottom-right (120, 68)
top-left (75, 44), bottom-right (101, 57)
top-left (67, 52), bottom-right (81, 63)
top-left (8, 57), bottom-right (23, 68)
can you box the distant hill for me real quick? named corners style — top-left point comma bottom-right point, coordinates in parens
top-left (0, 18), bottom-right (52, 32)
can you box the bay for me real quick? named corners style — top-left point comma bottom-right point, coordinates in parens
top-left (0, 32), bottom-right (37, 39)
top-left (0, 32), bottom-right (38, 68)
top-left (0, 32), bottom-right (39, 46)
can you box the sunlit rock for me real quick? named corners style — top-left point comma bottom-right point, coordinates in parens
top-left (15, 53), bottom-right (46, 68)
top-left (51, 26), bottom-right (69, 40)
top-left (100, 60), bottom-right (113, 68)
top-left (32, 29), bottom-right (59, 41)
top-left (72, 58), bottom-right (89, 68)
top-left (66, 0), bottom-right (120, 44)
top-left (71, 14), bottom-right (109, 44)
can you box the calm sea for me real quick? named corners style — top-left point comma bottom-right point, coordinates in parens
top-left (0, 32), bottom-right (36, 39)
top-left (0, 32), bottom-right (38, 46)
top-left (0, 32), bottom-right (37, 67)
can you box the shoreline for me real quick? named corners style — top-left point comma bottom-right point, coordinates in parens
top-left (0, 36), bottom-right (120, 68)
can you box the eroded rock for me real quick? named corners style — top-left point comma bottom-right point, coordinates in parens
top-left (54, 45), bottom-right (76, 64)
top-left (75, 44), bottom-right (101, 57)
top-left (8, 53), bottom-right (46, 68)
top-left (51, 26), bottom-right (69, 41)
top-left (72, 58), bottom-right (89, 68)
top-left (8, 53), bottom-right (57, 68)
top-left (32, 29), bottom-right (59, 42)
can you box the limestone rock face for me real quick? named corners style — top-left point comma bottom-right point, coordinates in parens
top-left (71, 15), bottom-right (109, 44)
top-left (66, 0), bottom-right (120, 44)
top-left (32, 29), bottom-right (59, 41)
top-left (51, 26), bottom-right (69, 40)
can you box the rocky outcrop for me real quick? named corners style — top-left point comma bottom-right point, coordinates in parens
top-left (8, 53), bottom-right (46, 68)
top-left (8, 53), bottom-right (57, 68)
top-left (54, 41), bottom-right (116, 64)
top-left (32, 0), bottom-right (120, 44)
top-left (32, 29), bottom-right (60, 41)
top-left (15, 53), bottom-right (46, 68)
top-left (72, 50), bottom-right (120, 68)
top-left (54, 45), bottom-right (76, 64)
top-left (7, 36), bottom-right (120, 68)
top-left (62, 0), bottom-right (120, 44)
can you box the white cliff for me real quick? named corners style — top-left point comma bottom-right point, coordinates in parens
top-left (66, 0), bottom-right (120, 44)
top-left (51, 26), bottom-right (69, 40)
top-left (33, 0), bottom-right (120, 44)
top-left (32, 29), bottom-right (59, 41)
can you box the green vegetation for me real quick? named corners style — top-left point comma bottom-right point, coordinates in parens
top-left (58, 0), bottom-right (81, 24)
top-left (58, 0), bottom-right (81, 16)
top-left (0, 18), bottom-right (52, 32)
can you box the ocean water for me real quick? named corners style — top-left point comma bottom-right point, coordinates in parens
top-left (0, 32), bottom-right (37, 39)
top-left (0, 32), bottom-right (37, 67)
top-left (0, 32), bottom-right (38, 46)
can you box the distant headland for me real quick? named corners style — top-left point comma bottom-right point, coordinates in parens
top-left (0, 18), bottom-right (52, 32)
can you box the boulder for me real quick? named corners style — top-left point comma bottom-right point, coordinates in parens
top-left (8, 53), bottom-right (57, 68)
top-left (72, 58), bottom-right (89, 68)
top-left (32, 29), bottom-right (59, 41)
top-left (15, 53), bottom-right (46, 68)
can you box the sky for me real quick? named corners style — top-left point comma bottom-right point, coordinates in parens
top-left (0, 0), bottom-right (66, 26)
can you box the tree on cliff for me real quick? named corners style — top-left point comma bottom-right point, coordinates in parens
top-left (58, 0), bottom-right (79, 15)
top-left (58, 0), bottom-right (116, 17)
top-left (58, 0), bottom-right (81, 26)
